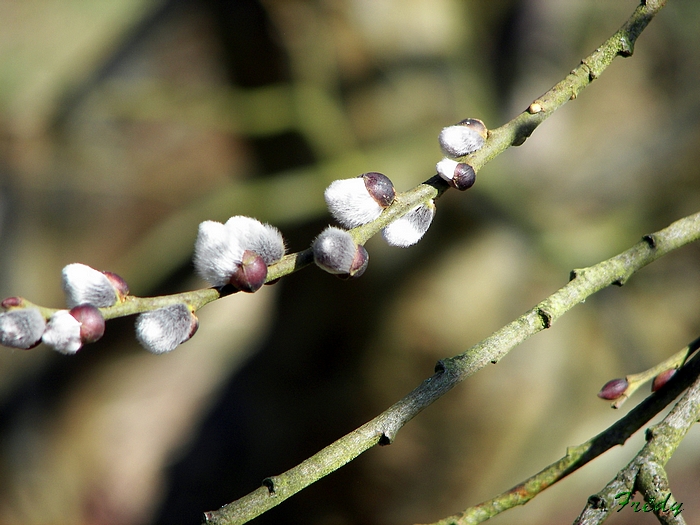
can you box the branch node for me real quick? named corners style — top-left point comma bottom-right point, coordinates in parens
top-left (645, 426), bottom-right (657, 442)
top-left (434, 359), bottom-right (446, 373)
top-left (612, 277), bottom-right (626, 287)
top-left (587, 494), bottom-right (607, 510)
top-left (262, 477), bottom-right (276, 495)
top-left (528, 102), bottom-right (543, 114)
top-left (643, 233), bottom-right (657, 248)
top-left (580, 60), bottom-right (598, 81)
top-left (537, 307), bottom-right (553, 329)
top-left (618, 35), bottom-right (635, 57)
top-left (569, 268), bottom-right (582, 281)
top-left (379, 433), bottom-right (393, 446)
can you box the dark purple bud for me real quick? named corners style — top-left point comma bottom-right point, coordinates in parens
top-left (361, 172), bottom-right (395, 208)
top-left (597, 378), bottom-right (629, 400)
top-left (452, 163), bottom-right (476, 191)
top-left (69, 304), bottom-right (105, 344)
top-left (228, 250), bottom-right (268, 293)
top-left (103, 271), bottom-right (129, 298)
top-left (651, 368), bottom-right (677, 392)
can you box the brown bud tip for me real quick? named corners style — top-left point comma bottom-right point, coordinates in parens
top-left (186, 314), bottom-right (199, 341)
top-left (229, 250), bottom-right (268, 293)
top-left (362, 172), bottom-right (395, 208)
top-left (651, 368), bottom-right (677, 392)
top-left (452, 163), bottom-right (476, 191)
top-left (349, 245), bottom-right (369, 278)
top-left (102, 271), bottom-right (129, 298)
top-left (1, 297), bottom-right (24, 309)
top-left (457, 118), bottom-right (488, 139)
top-left (69, 304), bottom-right (105, 343)
top-left (597, 378), bottom-right (628, 400)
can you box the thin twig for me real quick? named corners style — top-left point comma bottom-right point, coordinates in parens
top-left (572, 370), bottom-right (700, 525)
top-left (422, 337), bottom-right (700, 525)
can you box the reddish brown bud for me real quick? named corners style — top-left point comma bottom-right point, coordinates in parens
top-left (338, 245), bottom-right (370, 280)
top-left (457, 118), bottom-right (488, 139)
top-left (69, 304), bottom-right (105, 343)
top-left (103, 271), bottom-right (129, 298)
top-left (228, 250), bottom-right (268, 293)
top-left (597, 378), bottom-right (628, 400)
top-left (1, 297), bottom-right (24, 309)
top-left (651, 368), bottom-right (677, 392)
top-left (349, 245), bottom-right (369, 278)
top-left (361, 172), bottom-right (395, 208)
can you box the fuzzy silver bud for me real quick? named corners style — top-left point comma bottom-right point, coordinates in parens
top-left (312, 226), bottom-right (368, 277)
top-left (224, 216), bottom-right (285, 265)
top-left (42, 310), bottom-right (83, 354)
top-left (382, 200), bottom-right (436, 247)
top-left (438, 118), bottom-right (487, 158)
top-left (0, 308), bottom-right (46, 349)
top-left (62, 263), bottom-right (123, 308)
top-left (324, 175), bottom-right (394, 229)
top-left (135, 304), bottom-right (198, 354)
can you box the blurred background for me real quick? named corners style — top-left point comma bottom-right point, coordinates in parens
top-left (0, 0), bottom-right (699, 524)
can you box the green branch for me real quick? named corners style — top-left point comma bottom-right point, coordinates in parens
top-left (202, 208), bottom-right (700, 524)
top-left (56, 0), bottom-right (668, 323)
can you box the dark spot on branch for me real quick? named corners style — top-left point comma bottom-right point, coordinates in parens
top-left (378, 433), bottom-right (393, 446)
top-left (643, 234), bottom-right (657, 248)
top-left (612, 278), bottom-right (625, 287)
top-left (538, 307), bottom-right (553, 328)
top-left (262, 478), bottom-right (275, 494)
top-left (618, 35), bottom-right (634, 57)
top-left (645, 427), bottom-right (657, 442)
top-left (434, 360), bottom-right (446, 373)
top-left (587, 494), bottom-right (606, 510)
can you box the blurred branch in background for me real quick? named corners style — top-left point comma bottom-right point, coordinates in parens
top-left (1, 1), bottom-right (700, 525)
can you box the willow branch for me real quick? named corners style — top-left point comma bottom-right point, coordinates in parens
top-left (5, 0), bottom-right (667, 323)
top-left (203, 207), bottom-right (700, 524)
top-left (572, 370), bottom-right (700, 525)
top-left (423, 337), bottom-right (700, 525)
